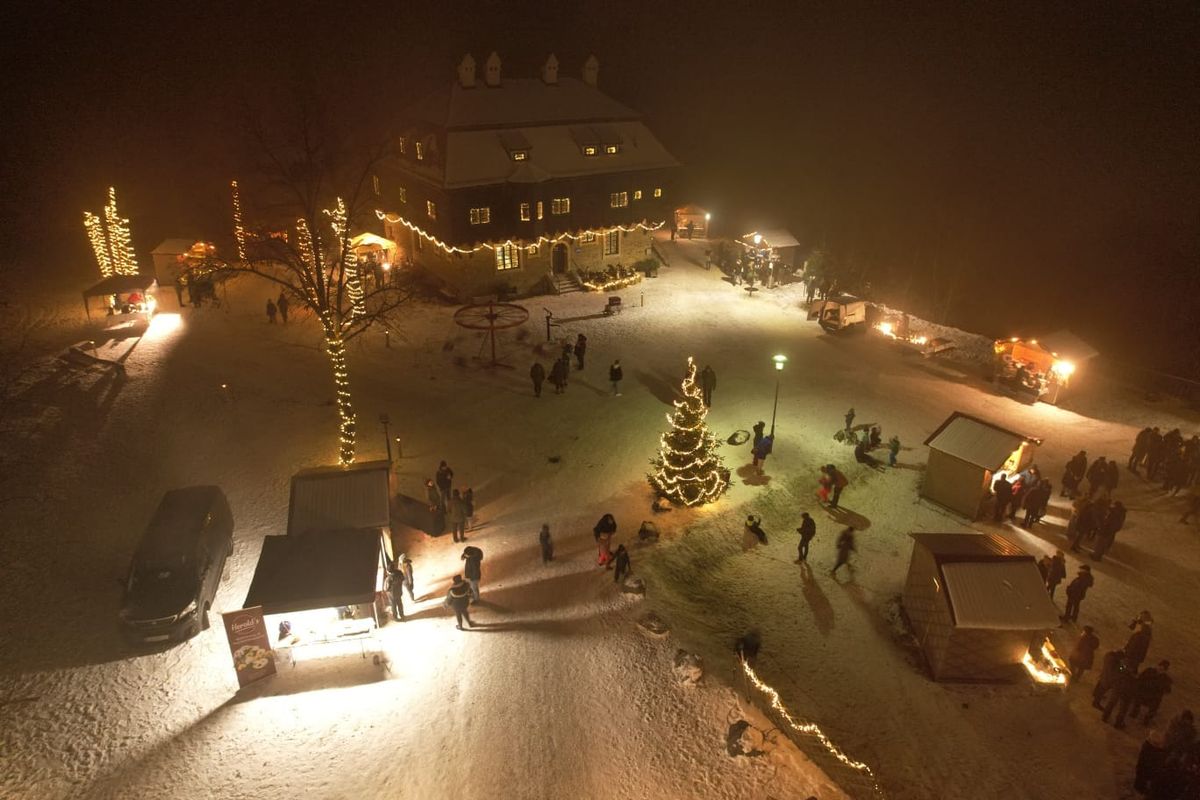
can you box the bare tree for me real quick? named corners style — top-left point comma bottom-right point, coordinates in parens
top-left (206, 106), bottom-right (411, 465)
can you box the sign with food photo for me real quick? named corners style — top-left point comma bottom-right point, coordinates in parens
top-left (222, 606), bottom-right (276, 687)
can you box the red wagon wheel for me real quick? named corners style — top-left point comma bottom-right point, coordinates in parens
top-left (453, 302), bottom-right (530, 367)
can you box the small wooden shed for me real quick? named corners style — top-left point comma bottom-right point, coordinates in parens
top-left (904, 532), bottom-right (1061, 681)
top-left (921, 412), bottom-right (1040, 519)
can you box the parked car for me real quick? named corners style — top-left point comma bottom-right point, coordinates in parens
top-left (119, 486), bottom-right (233, 644)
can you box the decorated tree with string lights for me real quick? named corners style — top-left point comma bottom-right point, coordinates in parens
top-left (648, 357), bottom-right (729, 506)
top-left (206, 106), bottom-right (411, 466)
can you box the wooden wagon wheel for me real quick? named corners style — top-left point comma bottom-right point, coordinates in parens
top-left (453, 302), bottom-right (530, 368)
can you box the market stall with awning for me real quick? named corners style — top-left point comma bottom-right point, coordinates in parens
top-left (81, 273), bottom-right (157, 319)
top-left (992, 329), bottom-right (1099, 404)
top-left (350, 232), bottom-right (399, 287)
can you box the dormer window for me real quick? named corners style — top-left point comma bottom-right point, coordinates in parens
top-left (605, 144), bottom-right (620, 155)
top-left (583, 145), bottom-right (598, 157)
top-left (511, 150), bottom-right (529, 161)
top-left (415, 141), bottom-right (425, 161)
top-left (499, 130), bottom-right (532, 163)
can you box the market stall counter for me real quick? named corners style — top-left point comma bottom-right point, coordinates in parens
top-left (242, 529), bottom-right (388, 667)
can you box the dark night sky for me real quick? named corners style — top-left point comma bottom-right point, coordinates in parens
top-left (3, 1), bottom-right (1198, 374)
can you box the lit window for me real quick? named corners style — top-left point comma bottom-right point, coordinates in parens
top-left (520, 202), bottom-right (531, 221)
top-left (537, 201), bottom-right (544, 220)
top-left (609, 192), bottom-right (628, 208)
top-left (398, 137), bottom-right (407, 154)
top-left (399, 187), bottom-right (407, 203)
top-left (415, 141), bottom-right (425, 161)
top-left (633, 189), bottom-right (642, 200)
top-left (653, 188), bottom-right (662, 198)
top-left (582, 232), bottom-right (596, 243)
top-left (551, 197), bottom-right (570, 215)
top-left (426, 200), bottom-right (437, 220)
top-left (528, 245), bottom-right (539, 256)
top-left (469, 207), bottom-right (491, 225)
top-left (603, 230), bottom-right (619, 255)
top-left (512, 150), bottom-right (528, 161)
top-left (372, 175), bottom-right (381, 195)
top-left (583, 145), bottom-right (598, 157)
top-left (495, 243), bottom-right (520, 271)
top-left (605, 144), bottom-right (620, 155)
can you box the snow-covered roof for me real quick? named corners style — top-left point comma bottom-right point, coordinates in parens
top-left (243, 531), bottom-right (380, 615)
top-left (151, 239), bottom-right (199, 255)
top-left (924, 412), bottom-right (1037, 470)
top-left (442, 121), bottom-right (678, 188)
top-left (910, 532), bottom-right (1025, 560)
top-left (83, 273), bottom-right (155, 298)
top-left (1035, 330), bottom-right (1099, 363)
top-left (741, 229), bottom-right (800, 249)
top-left (287, 460), bottom-right (391, 536)
top-left (409, 77), bottom-right (640, 129)
top-left (940, 561), bottom-right (1061, 630)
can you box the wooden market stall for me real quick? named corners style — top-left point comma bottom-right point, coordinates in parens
top-left (921, 412), bottom-right (1041, 520)
top-left (992, 330), bottom-right (1099, 404)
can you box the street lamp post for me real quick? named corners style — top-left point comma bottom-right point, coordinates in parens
top-left (704, 211), bottom-right (712, 238)
top-left (770, 354), bottom-right (787, 437)
top-left (379, 413), bottom-right (392, 463)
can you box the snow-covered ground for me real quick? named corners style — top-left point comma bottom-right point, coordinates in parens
top-left (1, 233), bottom-right (1196, 800)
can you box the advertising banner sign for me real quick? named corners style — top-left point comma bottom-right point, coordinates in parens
top-left (222, 606), bottom-right (276, 688)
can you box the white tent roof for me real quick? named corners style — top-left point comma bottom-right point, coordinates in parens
top-left (349, 232), bottom-right (397, 250)
top-left (941, 561), bottom-right (1061, 630)
top-left (151, 239), bottom-right (200, 255)
top-left (925, 413), bottom-right (1033, 470)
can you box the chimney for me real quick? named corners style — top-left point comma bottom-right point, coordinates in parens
top-left (582, 54), bottom-right (599, 87)
top-left (484, 51), bottom-right (502, 87)
top-left (457, 54), bottom-right (476, 88)
top-left (542, 53), bottom-right (559, 85)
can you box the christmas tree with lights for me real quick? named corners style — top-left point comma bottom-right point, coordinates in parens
top-left (649, 357), bottom-right (729, 506)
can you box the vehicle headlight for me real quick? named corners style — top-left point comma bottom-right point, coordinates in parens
top-left (181, 599), bottom-right (198, 616)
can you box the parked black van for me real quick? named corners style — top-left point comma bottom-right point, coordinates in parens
top-left (119, 486), bottom-right (234, 644)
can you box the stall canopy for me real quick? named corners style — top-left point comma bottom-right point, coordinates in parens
top-left (921, 412), bottom-right (1040, 519)
top-left (287, 461), bottom-right (392, 536)
top-left (673, 205), bottom-right (709, 238)
top-left (904, 532), bottom-right (1060, 681)
top-left (243, 530), bottom-right (381, 615)
top-left (349, 232), bottom-right (398, 251)
top-left (739, 229), bottom-right (800, 250)
top-left (82, 273), bottom-right (156, 318)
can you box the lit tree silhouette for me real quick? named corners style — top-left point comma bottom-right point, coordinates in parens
top-left (648, 357), bottom-right (729, 506)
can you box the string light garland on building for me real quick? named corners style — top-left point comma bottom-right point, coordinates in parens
top-left (83, 211), bottom-right (114, 278)
top-left (103, 187), bottom-right (140, 276)
top-left (648, 357), bottom-right (729, 506)
top-left (580, 272), bottom-right (643, 292)
top-left (325, 198), bottom-right (364, 319)
top-left (230, 180), bottom-right (247, 261)
top-left (375, 210), bottom-right (665, 257)
top-left (740, 657), bottom-right (881, 788)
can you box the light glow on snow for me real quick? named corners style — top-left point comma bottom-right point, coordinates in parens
top-left (740, 657), bottom-right (880, 787)
top-left (145, 312), bottom-right (183, 339)
top-left (1021, 639), bottom-right (1068, 685)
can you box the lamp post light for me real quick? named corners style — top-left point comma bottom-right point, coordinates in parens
top-left (704, 211), bottom-right (712, 238)
top-left (770, 354), bottom-right (787, 437)
top-left (379, 413), bottom-right (392, 463)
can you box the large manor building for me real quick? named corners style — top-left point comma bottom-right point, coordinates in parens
top-left (375, 52), bottom-right (679, 299)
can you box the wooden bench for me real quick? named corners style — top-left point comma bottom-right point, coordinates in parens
top-left (603, 296), bottom-right (622, 315)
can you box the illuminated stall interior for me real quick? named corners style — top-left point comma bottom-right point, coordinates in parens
top-left (921, 411), bottom-right (1041, 520)
top-left (993, 330), bottom-right (1099, 404)
top-left (81, 273), bottom-right (158, 319)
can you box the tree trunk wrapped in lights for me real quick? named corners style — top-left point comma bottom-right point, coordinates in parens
top-left (648, 357), bottom-right (729, 506)
top-left (321, 320), bottom-right (356, 466)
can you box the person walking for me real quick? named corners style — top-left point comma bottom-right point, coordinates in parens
top-left (1062, 564), bottom-right (1094, 623)
top-left (700, 365), bottom-right (716, 407)
top-left (398, 554), bottom-right (416, 601)
top-left (550, 358), bottom-right (567, 394)
top-left (795, 512), bottom-right (816, 563)
top-left (594, 514), bottom-right (617, 567)
top-left (613, 544), bottom-right (631, 584)
top-left (435, 461), bottom-right (454, 510)
top-left (386, 560), bottom-right (405, 621)
top-left (276, 291), bottom-right (290, 323)
top-left (752, 421), bottom-right (766, 450)
top-left (1046, 550), bottom-right (1067, 598)
top-left (461, 545), bottom-right (484, 602)
top-left (445, 575), bottom-right (473, 630)
top-left (752, 434), bottom-right (773, 470)
top-left (447, 488), bottom-right (467, 543)
top-left (538, 524), bottom-right (554, 563)
top-left (530, 361), bottom-right (546, 397)
top-left (831, 526), bottom-right (856, 576)
top-left (992, 474), bottom-right (1013, 522)
top-left (887, 436), bottom-right (901, 467)
top-left (745, 515), bottom-right (768, 545)
top-left (1093, 647), bottom-right (1126, 709)
top-left (844, 407), bottom-right (856, 432)
top-left (1130, 661), bottom-right (1172, 725)
top-left (265, 298), bottom-right (278, 323)
top-left (609, 360), bottom-right (623, 395)
top-left (574, 333), bottom-right (588, 370)
top-left (827, 464), bottom-right (849, 509)
top-left (1068, 625), bottom-right (1100, 684)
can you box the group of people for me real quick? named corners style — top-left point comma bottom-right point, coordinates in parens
top-left (423, 461), bottom-right (475, 542)
top-left (529, 334), bottom-right (626, 397)
top-left (991, 465), bottom-right (1054, 528)
top-left (264, 291), bottom-right (290, 324)
top-left (1130, 426), bottom-right (1200, 494)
